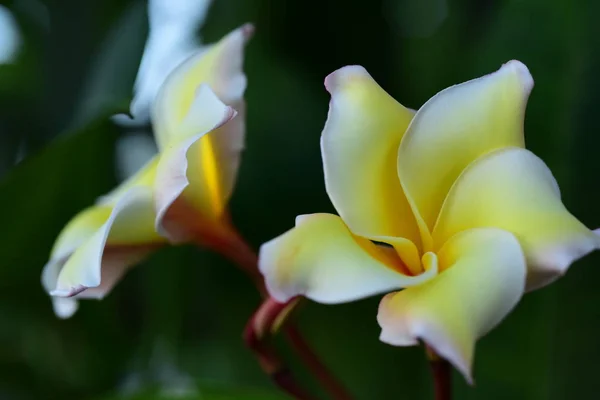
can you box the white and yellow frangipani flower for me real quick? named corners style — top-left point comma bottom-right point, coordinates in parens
top-left (258, 61), bottom-right (600, 382)
top-left (42, 25), bottom-right (252, 319)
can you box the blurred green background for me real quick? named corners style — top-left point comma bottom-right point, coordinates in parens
top-left (1, 0), bottom-right (600, 399)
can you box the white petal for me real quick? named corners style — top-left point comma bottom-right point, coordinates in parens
top-left (115, 0), bottom-right (214, 126)
top-left (52, 187), bottom-right (160, 297)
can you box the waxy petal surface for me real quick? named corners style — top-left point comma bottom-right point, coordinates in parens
top-left (378, 228), bottom-right (526, 383)
top-left (433, 147), bottom-right (600, 290)
top-left (398, 61), bottom-right (533, 233)
top-left (152, 24), bottom-right (251, 149)
top-left (51, 187), bottom-right (163, 298)
top-left (322, 66), bottom-right (420, 245)
top-left (259, 213), bottom-right (437, 304)
top-left (154, 85), bottom-right (236, 241)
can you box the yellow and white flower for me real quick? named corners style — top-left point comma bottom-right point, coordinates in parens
top-left (42, 24), bottom-right (252, 318)
top-left (258, 61), bottom-right (600, 382)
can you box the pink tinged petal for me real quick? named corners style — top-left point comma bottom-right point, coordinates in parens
top-left (258, 213), bottom-right (437, 305)
top-left (378, 228), bottom-right (527, 383)
top-left (433, 147), bottom-right (600, 291)
top-left (42, 206), bottom-right (113, 318)
top-left (152, 23), bottom-right (252, 150)
top-left (73, 246), bottom-right (154, 299)
top-left (51, 187), bottom-right (163, 298)
top-left (321, 65), bottom-right (421, 245)
top-left (42, 246), bottom-right (153, 318)
top-left (154, 85), bottom-right (237, 242)
top-left (398, 60), bottom-right (533, 232)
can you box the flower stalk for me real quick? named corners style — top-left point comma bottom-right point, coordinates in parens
top-left (200, 226), bottom-right (353, 400)
top-left (426, 346), bottom-right (452, 400)
top-left (243, 297), bottom-right (314, 400)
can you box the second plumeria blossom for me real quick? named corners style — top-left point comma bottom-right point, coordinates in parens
top-left (42, 25), bottom-right (252, 318)
top-left (259, 61), bottom-right (600, 382)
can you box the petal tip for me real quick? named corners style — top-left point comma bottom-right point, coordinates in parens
top-left (377, 293), bottom-right (476, 384)
top-left (257, 240), bottom-right (299, 303)
top-left (240, 23), bottom-right (255, 40)
top-left (501, 59), bottom-right (534, 92)
top-left (427, 341), bottom-right (474, 386)
top-left (324, 65), bottom-right (370, 93)
top-left (195, 83), bottom-right (239, 127)
top-left (225, 106), bottom-right (237, 124)
top-left (52, 298), bottom-right (79, 319)
top-left (377, 293), bottom-right (419, 346)
top-left (526, 233), bottom-right (600, 291)
top-left (294, 214), bottom-right (314, 226)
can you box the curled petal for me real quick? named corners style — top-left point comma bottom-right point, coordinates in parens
top-left (433, 147), bottom-right (600, 290)
top-left (398, 60), bottom-right (533, 232)
top-left (151, 24), bottom-right (251, 217)
top-left (154, 84), bottom-right (236, 242)
top-left (42, 246), bottom-right (152, 318)
top-left (366, 234), bottom-right (423, 276)
top-left (42, 205), bottom-right (112, 318)
top-left (51, 187), bottom-right (163, 298)
top-left (73, 246), bottom-right (154, 299)
top-left (47, 206), bottom-right (112, 260)
top-left (259, 213), bottom-right (437, 304)
top-left (321, 66), bottom-right (420, 245)
top-left (204, 99), bottom-right (246, 210)
top-left (152, 23), bottom-right (252, 149)
top-left (378, 228), bottom-right (526, 383)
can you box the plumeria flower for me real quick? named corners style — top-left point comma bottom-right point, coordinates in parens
top-left (114, 0), bottom-right (214, 126)
top-left (259, 61), bottom-right (600, 382)
top-left (42, 24), bottom-right (253, 318)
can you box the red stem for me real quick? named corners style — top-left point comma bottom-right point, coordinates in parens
top-left (194, 221), bottom-right (352, 400)
top-left (244, 298), bottom-right (315, 400)
top-left (284, 325), bottom-right (354, 400)
top-left (427, 348), bottom-right (452, 400)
